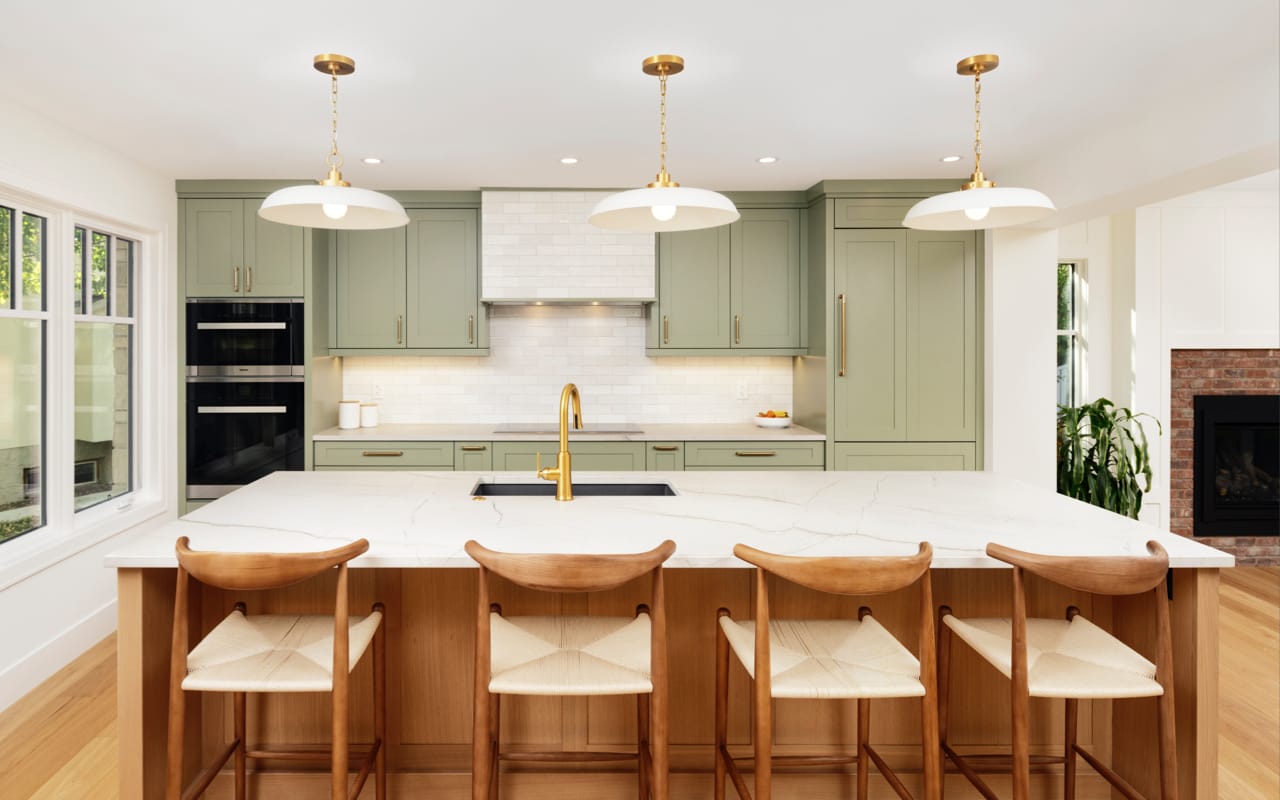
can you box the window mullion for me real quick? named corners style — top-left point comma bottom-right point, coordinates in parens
top-left (44, 210), bottom-right (75, 536)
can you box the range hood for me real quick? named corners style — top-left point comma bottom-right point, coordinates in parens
top-left (480, 190), bottom-right (656, 304)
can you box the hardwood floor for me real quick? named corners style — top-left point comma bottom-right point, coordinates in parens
top-left (0, 568), bottom-right (1276, 799)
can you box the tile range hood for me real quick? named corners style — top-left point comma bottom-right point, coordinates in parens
top-left (480, 190), bottom-right (656, 305)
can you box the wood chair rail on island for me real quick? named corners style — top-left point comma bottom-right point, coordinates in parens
top-left (939, 540), bottom-right (1177, 800)
top-left (466, 538), bottom-right (677, 800)
top-left (165, 537), bottom-right (386, 800)
top-left (715, 541), bottom-right (941, 800)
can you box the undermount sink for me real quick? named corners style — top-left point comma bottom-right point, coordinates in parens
top-left (472, 482), bottom-right (676, 497)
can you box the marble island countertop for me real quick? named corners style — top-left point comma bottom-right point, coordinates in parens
top-left (108, 470), bottom-right (1233, 569)
top-left (312, 422), bottom-right (826, 442)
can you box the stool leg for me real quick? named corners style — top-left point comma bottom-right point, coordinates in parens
top-left (373, 607), bottom-right (387, 800)
top-left (1064, 698), bottom-right (1078, 800)
top-left (714, 610), bottom-right (729, 800)
top-left (937, 607), bottom-right (952, 747)
top-left (638, 693), bottom-right (651, 800)
top-left (857, 698), bottom-right (870, 800)
top-left (333, 677), bottom-right (349, 800)
top-left (489, 693), bottom-right (501, 800)
top-left (234, 692), bottom-right (246, 800)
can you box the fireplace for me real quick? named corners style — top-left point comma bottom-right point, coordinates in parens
top-left (1193, 395), bottom-right (1280, 537)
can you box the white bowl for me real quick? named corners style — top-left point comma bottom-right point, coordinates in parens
top-left (753, 416), bottom-right (792, 428)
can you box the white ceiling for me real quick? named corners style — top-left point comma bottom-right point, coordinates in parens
top-left (3, 1), bottom-right (1277, 217)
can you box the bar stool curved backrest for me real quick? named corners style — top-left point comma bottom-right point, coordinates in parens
top-left (939, 540), bottom-right (1175, 800)
top-left (167, 536), bottom-right (386, 800)
top-left (466, 539), bottom-right (677, 800)
top-left (717, 542), bottom-right (940, 800)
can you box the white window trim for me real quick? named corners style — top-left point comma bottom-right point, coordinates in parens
top-left (1057, 260), bottom-right (1088, 406)
top-left (0, 185), bottom-right (173, 592)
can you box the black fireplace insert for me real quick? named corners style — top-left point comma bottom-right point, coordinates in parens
top-left (1193, 395), bottom-right (1280, 537)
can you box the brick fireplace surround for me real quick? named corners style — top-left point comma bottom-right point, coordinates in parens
top-left (1169, 348), bottom-right (1280, 565)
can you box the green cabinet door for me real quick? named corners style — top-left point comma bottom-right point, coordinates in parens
top-left (646, 442), bottom-right (684, 471)
top-left (831, 442), bottom-right (976, 471)
top-left (657, 225), bottom-right (731, 348)
top-left (731, 209), bottom-right (801, 348)
top-left (906, 231), bottom-right (978, 441)
top-left (406, 209), bottom-right (480, 348)
top-left (334, 227), bottom-right (407, 348)
top-left (491, 441), bottom-right (646, 471)
top-left (832, 230), bottom-right (907, 441)
top-left (244, 199), bottom-right (306, 297)
top-left (184, 199), bottom-right (244, 297)
top-left (455, 442), bottom-right (493, 471)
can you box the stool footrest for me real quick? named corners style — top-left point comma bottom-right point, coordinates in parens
top-left (501, 750), bottom-right (640, 763)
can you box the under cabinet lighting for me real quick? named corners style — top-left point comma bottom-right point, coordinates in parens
top-left (363, 157), bottom-right (383, 165)
top-left (560, 157), bottom-right (579, 165)
top-left (757, 156), bottom-right (778, 164)
top-left (940, 155), bottom-right (962, 163)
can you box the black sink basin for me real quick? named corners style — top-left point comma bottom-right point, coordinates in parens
top-left (472, 482), bottom-right (676, 497)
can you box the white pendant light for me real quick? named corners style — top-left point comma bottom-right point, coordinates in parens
top-left (904, 54), bottom-right (1054, 231)
top-left (260, 54), bottom-right (408, 231)
top-left (589, 55), bottom-right (739, 233)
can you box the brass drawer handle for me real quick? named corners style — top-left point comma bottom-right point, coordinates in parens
top-left (652, 445), bottom-right (679, 452)
top-left (467, 314), bottom-right (475, 344)
top-left (734, 450), bottom-right (777, 457)
top-left (396, 314), bottom-right (403, 344)
top-left (361, 450), bottom-right (405, 457)
top-left (459, 445), bottom-right (487, 451)
top-left (246, 266), bottom-right (253, 293)
top-left (663, 315), bottom-right (669, 344)
top-left (233, 265), bottom-right (240, 293)
top-left (838, 293), bottom-right (847, 377)
top-left (734, 314), bottom-right (741, 344)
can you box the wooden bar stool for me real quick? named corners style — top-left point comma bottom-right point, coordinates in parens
top-left (466, 539), bottom-right (676, 800)
top-left (165, 536), bottom-right (386, 800)
top-left (715, 542), bottom-right (940, 800)
top-left (938, 540), bottom-right (1176, 800)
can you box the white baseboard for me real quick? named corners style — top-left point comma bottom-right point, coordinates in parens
top-left (0, 599), bottom-right (117, 714)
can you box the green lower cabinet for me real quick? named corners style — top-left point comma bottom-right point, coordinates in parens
top-left (454, 442), bottom-right (493, 471)
top-left (313, 441), bottom-right (454, 469)
top-left (491, 441), bottom-right (646, 471)
top-left (683, 440), bottom-right (824, 470)
top-left (831, 442), bottom-right (976, 471)
top-left (646, 442), bottom-right (684, 471)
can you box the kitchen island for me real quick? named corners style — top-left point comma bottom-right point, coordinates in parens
top-left (110, 470), bottom-right (1231, 799)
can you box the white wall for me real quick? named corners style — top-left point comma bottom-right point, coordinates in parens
top-left (984, 226), bottom-right (1059, 488)
top-left (1132, 180), bottom-right (1280, 530)
top-left (0, 99), bottom-right (177, 711)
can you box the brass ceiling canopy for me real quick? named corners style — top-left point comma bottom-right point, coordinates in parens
top-left (642, 54), bottom-right (684, 77)
top-left (956, 53), bottom-right (999, 76)
top-left (314, 53), bottom-right (355, 76)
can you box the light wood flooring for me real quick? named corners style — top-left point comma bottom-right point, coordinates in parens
top-left (0, 568), bottom-right (1276, 799)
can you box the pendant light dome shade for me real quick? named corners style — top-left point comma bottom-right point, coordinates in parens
top-left (588, 186), bottom-right (739, 232)
top-left (902, 185), bottom-right (1054, 231)
top-left (260, 54), bottom-right (408, 231)
top-left (590, 54), bottom-right (738, 234)
top-left (259, 183), bottom-right (409, 230)
top-left (904, 54), bottom-right (1054, 231)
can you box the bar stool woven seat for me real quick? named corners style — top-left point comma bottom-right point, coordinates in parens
top-left (489, 614), bottom-right (653, 695)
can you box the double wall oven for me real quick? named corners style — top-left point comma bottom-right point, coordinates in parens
top-left (186, 299), bottom-right (305, 500)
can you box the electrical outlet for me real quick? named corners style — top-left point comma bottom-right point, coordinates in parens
top-left (736, 381), bottom-right (749, 400)
top-left (372, 384), bottom-right (384, 399)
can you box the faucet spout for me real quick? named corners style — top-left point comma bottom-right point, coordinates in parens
top-left (538, 383), bottom-right (582, 501)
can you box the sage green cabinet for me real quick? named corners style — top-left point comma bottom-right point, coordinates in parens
top-left (313, 440), bottom-right (454, 470)
top-left (184, 198), bottom-right (306, 297)
top-left (455, 442), bottom-right (493, 471)
top-left (653, 209), bottom-right (802, 353)
top-left (491, 441), bottom-right (646, 472)
top-left (646, 442), bottom-right (684, 471)
top-left (332, 208), bottom-right (483, 353)
top-left (683, 440), bottom-right (824, 470)
top-left (832, 229), bottom-right (977, 444)
top-left (831, 442), bottom-right (976, 471)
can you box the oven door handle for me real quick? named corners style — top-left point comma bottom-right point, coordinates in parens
top-left (195, 322), bottom-right (288, 331)
top-left (196, 405), bottom-right (289, 414)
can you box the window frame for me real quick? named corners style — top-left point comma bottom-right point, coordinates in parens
top-left (1056, 260), bottom-right (1087, 407)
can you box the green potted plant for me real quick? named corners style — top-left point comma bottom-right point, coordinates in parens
top-left (1057, 398), bottom-right (1161, 519)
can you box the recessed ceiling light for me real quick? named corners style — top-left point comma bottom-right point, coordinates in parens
top-left (940, 155), bottom-right (962, 163)
top-left (757, 156), bottom-right (778, 164)
top-left (560, 157), bottom-right (579, 165)
top-left (362, 157), bottom-right (383, 165)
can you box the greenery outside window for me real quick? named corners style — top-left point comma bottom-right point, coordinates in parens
top-left (1057, 262), bottom-right (1084, 407)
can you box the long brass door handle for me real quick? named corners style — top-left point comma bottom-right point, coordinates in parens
top-left (652, 445), bottom-right (679, 452)
top-left (838, 293), bottom-right (847, 377)
top-left (459, 445), bottom-right (487, 452)
top-left (396, 315), bottom-right (403, 345)
top-left (361, 450), bottom-right (404, 457)
top-left (467, 314), bottom-right (475, 344)
top-left (663, 315), bottom-right (669, 344)
top-left (245, 266), bottom-right (253, 293)
top-left (734, 450), bottom-right (777, 457)
top-left (734, 314), bottom-right (741, 344)
top-left (233, 266), bottom-right (240, 293)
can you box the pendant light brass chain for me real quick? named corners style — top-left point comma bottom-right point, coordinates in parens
top-left (326, 70), bottom-right (343, 171)
top-left (972, 70), bottom-right (983, 175)
top-left (657, 69), bottom-right (668, 178)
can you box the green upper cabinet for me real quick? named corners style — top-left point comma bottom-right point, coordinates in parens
top-left (184, 198), bottom-right (305, 297)
top-left (653, 208), bottom-right (803, 354)
top-left (831, 228), bottom-right (977, 444)
top-left (332, 208), bottom-right (483, 354)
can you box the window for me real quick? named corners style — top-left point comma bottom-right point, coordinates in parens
top-left (1057, 262), bottom-right (1083, 407)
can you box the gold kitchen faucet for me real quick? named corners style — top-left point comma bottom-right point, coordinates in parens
top-left (536, 383), bottom-right (582, 501)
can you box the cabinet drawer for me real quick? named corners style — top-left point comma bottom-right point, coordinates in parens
top-left (313, 441), bottom-right (455, 468)
top-left (682, 440), bottom-right (825, 469)
top-left (454, 442), bottom-right (493, 471)
top-left (492, 441), bottom-right (646, 471)
top-left (833, 198), bottom-right (917, 228)
top-left (646, 442), bottom-right (684, 471)
top-left (831, 442), bottom-right (976, 471)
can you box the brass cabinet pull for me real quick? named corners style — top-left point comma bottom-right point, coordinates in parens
top-left (652, 445), bottom-right (679, 452)
top-left (396, 314), bottom-right (403, 344)
top-left (233, 266), bottom-right (240, 293)
top-left (459, 445), bottom-right (487, 451)
top-left (361, 450), bottom-right (404, 457)
top-left (246, 266), bottom-right (253, 293)
top-left (467, 314), bottom-right (475, 344)
top-left (838, 293), bottom-right (847, 377)
top-left (663, 315), bottom-right (669, 344)
top-left (734, 314), bottom-right (741, 344)
top-left (735, 450), bottom-right (777, 457)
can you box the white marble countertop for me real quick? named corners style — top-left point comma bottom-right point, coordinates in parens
top-left (312, 422), bottom-right (826, 442)
top-left (107, 470), bottom-right (1233, 569)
